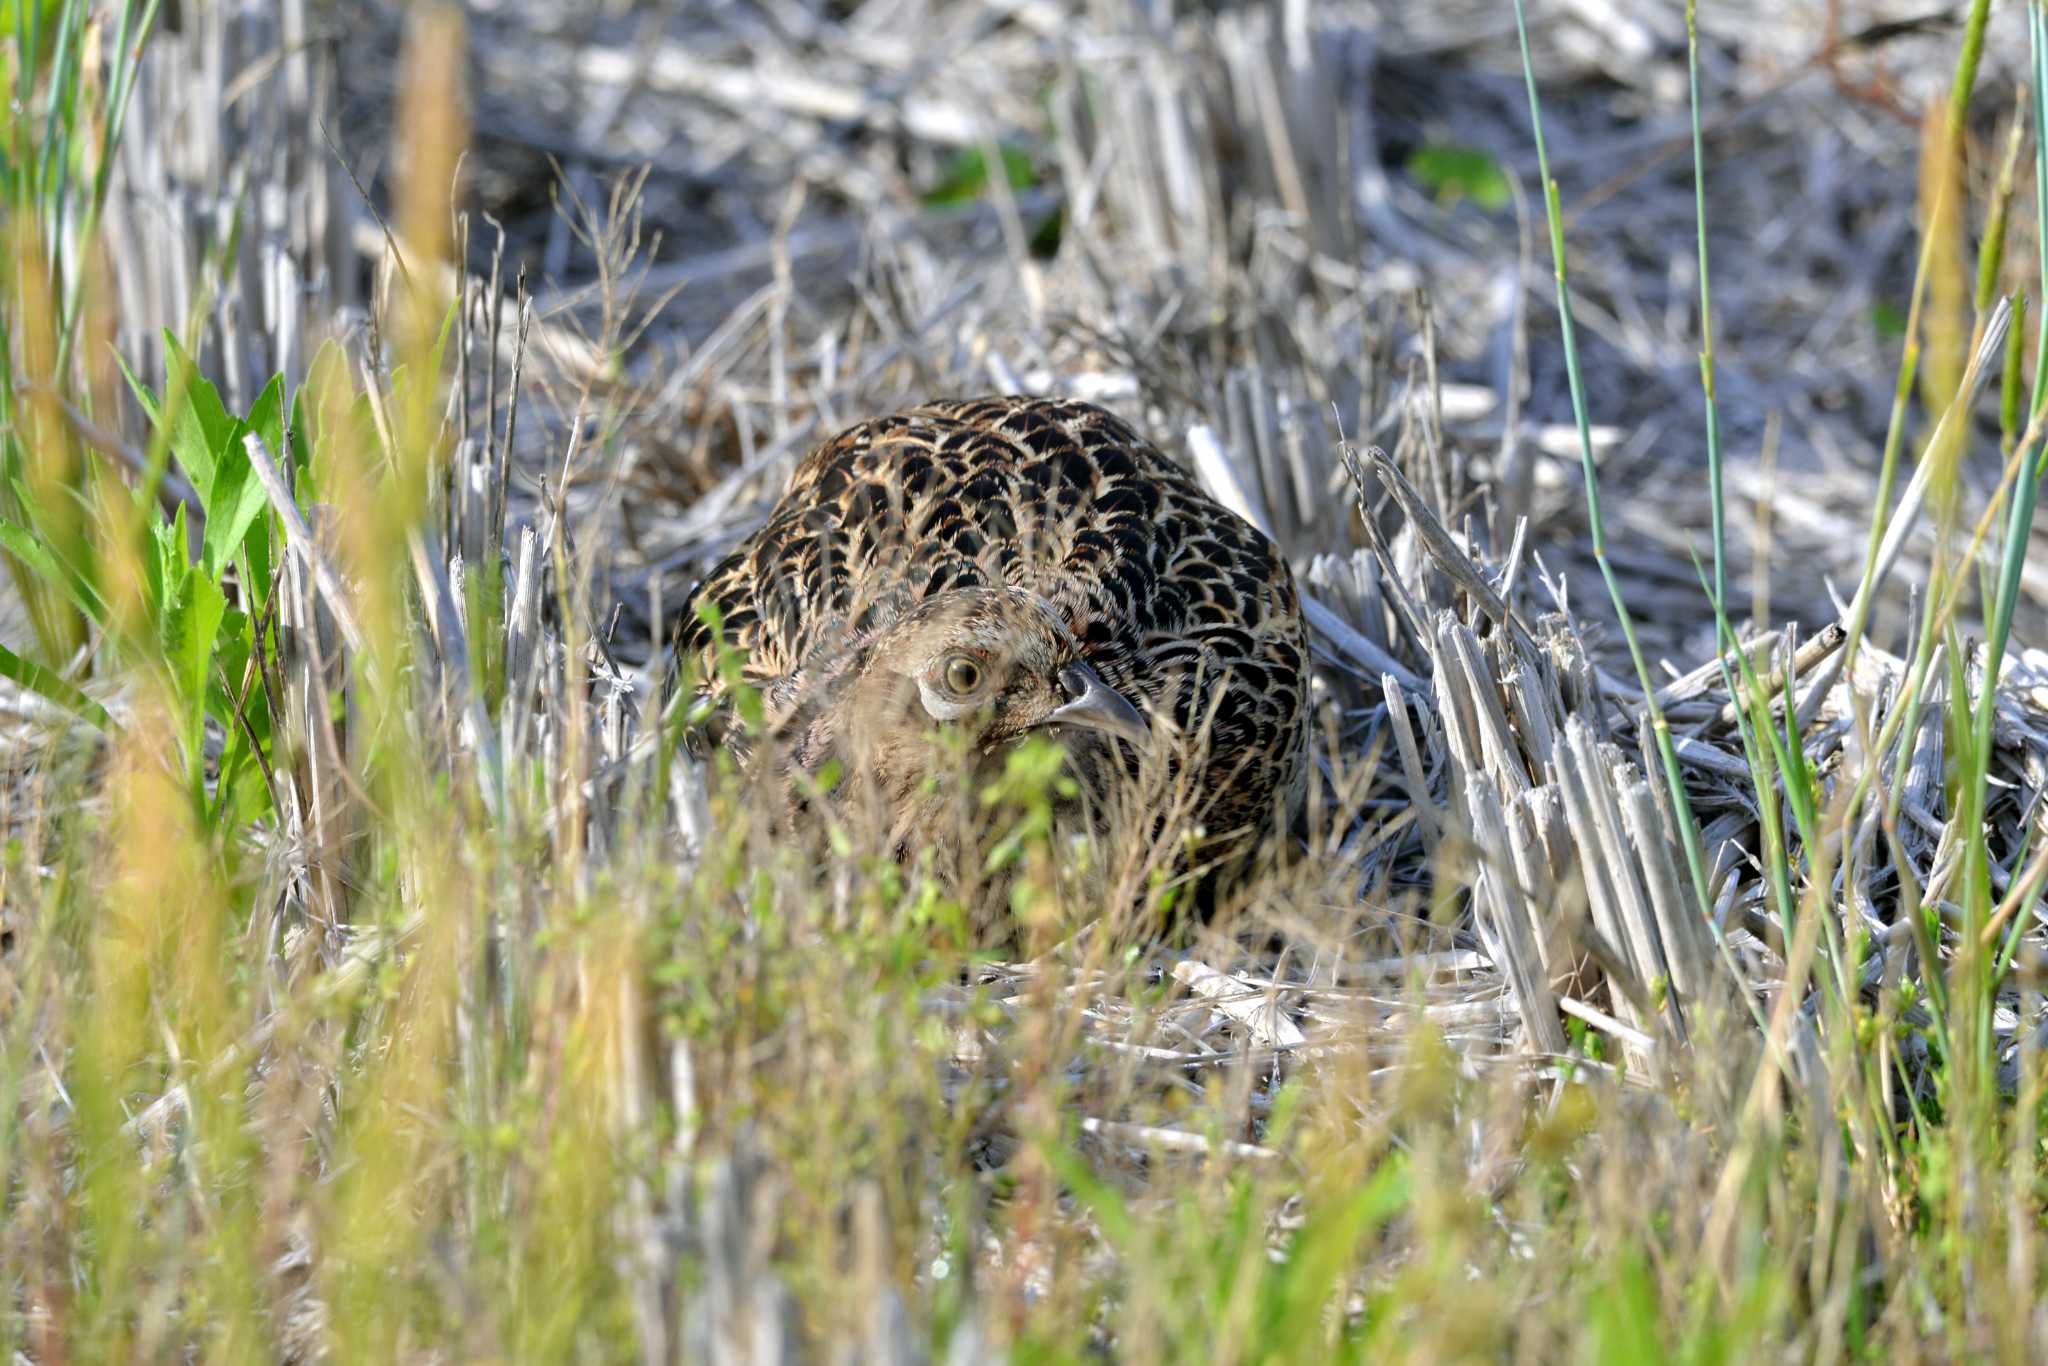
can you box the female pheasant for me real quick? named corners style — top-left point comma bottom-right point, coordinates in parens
top-left (676, 396), bottom-right (1310, 904)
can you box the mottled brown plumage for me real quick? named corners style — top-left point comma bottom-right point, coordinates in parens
top-left (677, 396), bottom-right (1310, 892)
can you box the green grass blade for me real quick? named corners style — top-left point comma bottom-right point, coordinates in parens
top-left (0, 634), bottom-right (106, 727)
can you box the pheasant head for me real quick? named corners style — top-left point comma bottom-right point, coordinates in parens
top-left (767, 586), bottom-right (1150, 821)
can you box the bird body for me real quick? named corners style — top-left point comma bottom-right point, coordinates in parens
top-left (677, 396), bottom-right (1309, 900)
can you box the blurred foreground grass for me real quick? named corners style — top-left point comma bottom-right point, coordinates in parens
top-left (0, 2), bottom-right (2046, 1362)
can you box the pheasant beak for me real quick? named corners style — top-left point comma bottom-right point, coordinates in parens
top-left (1045, 662), bottom-right (1150, 749)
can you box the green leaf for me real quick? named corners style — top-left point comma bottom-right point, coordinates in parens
top-left (922, 144), bottom-right (1039, 208)
top-left (1587, 1248), bottom-right (1665, 1365)
top-left (1406, 143), bottom-right (1511, 212)
top-left (1263, 1159), bottom-right (1411, 1345)
top-left (238, 377), bottom-right (293, 616)
top-left (0, 512), bottom-right (105, 626)
top-left (161, 330), bottom-right (238, 498)
top-left (155, 506), bottom-right (228, 728)
top-left (207, 612), bottom-right (276, 826)
top-left (245, 372), bottom-right (289, 460)
top-left (0, 638), bottom-right (108, 729)
top-left (146, 501), bottom-right (180, 606)
top-left (0, 1), bottom-right (63, 100)
top-left (113, 346), bottom-right (161, 426)
top-left (296, 340), bottom-right (358, 502)
top-left (201, 374), bottom-right (284, 580)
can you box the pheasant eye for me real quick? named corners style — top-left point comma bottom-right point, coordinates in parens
top-left (942, 655), bottom-right (983, 695)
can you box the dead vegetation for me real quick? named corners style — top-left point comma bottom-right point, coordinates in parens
top-left (5, 0), bottom-right (2048, 1360)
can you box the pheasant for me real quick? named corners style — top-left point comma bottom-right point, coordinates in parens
top-left (675, 396), bottom-right (1310, 907)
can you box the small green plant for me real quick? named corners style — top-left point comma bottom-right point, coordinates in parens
top-left (1404, 143), bottom-right (1510, 212)
top-left (922, 143), bottom-right (1040, 208)
top-left (921, 141), bottom-right (1061, 256)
